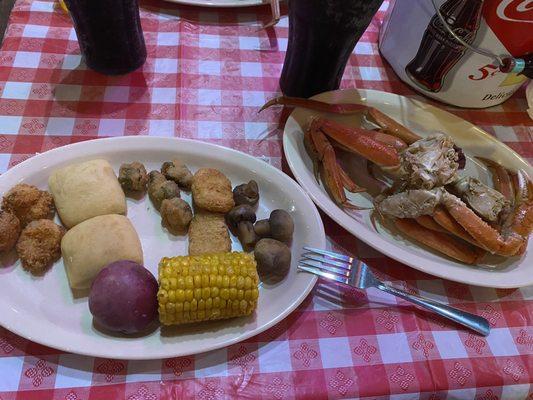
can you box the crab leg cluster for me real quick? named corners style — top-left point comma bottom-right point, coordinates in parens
top-left (262, 95), bottom-right (533, 264)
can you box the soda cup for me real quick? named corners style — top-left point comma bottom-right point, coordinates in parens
top-left (64, 0), bottom-right (147, 75)
top-left (280, 0), bottom-right (384, 98)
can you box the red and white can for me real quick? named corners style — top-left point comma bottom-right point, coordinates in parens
top-left (379, 0), bottom-right (532, 108)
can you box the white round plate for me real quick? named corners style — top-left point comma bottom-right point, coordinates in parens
top-left (163, 0), bottom-right (268, 7)
top-left (0, 137), bottom-right (324, 359)
top-left (284, 88), bottom-right (533, 289)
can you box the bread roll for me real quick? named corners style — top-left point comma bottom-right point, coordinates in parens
top-left (61, 214), bottom-right (143, 290)
top-left (49, 159), bottom-right (126, 228)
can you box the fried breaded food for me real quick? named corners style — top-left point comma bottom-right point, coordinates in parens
top-left (191, 168), bottom-right (234, 213)
top-left (16, 219), bottom-right (65, 275)
top-left (188, 212), bottom-right (231, 256)
top-left (118, 161), bottom-right (148, 192)
top-left (0, 211), bottom-right (21, 253)
top-left (2, 183), bottom-right (55, 227)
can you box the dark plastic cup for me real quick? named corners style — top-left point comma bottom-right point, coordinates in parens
top-left (64, 0), bottom-right (147, 75)
top-left (280, 0), bottom-right (384, 98)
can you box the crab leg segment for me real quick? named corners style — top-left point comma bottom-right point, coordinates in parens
top-left (310, 117), bottom-right (401, 168)
top-left (476, 157), bottom-right (514, 203)
top-left (442, 192), bottom-right (525, 256)
top-left (304, 125), bottom-right (365, 209)
top-left (366, 108), bottom-right (421, 145)
top-left (259, 96), bottom-right (369, 114)
top-left (415, 215), bottom-right (447, 232)
top-left (433, 207), bottom-right (483, 248)
top-left (395, 218), bottom-right (486, 264)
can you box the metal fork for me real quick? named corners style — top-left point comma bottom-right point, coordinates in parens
top-left (299, 247), bottom-right (490, 336)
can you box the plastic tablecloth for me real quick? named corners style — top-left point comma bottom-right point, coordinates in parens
top-left (0, 0), bottom-right (532, 399)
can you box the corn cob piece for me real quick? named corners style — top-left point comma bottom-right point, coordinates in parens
top-left (158, 252), bottom-right (259, 325)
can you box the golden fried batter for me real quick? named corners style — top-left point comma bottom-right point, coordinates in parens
top-left (2, 183), bottom-right (55, 227)
top-left (0, 211), bottom-right (21, 253)
top-left (191, 168), bottom-right (234, 213)
top-left (16, 219), bottom-right (65, 275)
top-left (188, 212), bottom-right (231, 256)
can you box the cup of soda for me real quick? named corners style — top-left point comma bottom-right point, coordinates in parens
top-left (280, 0), bottom-right (384, 98)
top-left (64, 0), bottom-right (147, 75)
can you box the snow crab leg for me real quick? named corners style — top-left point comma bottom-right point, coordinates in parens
top-left (260, 95), bottom-right (422, 144)
top-left (304, 122), bottom-right (366, 210)
top-left (395, 218), bottom-right (486, 264)
top-left (476, 157), bottom-right (515, 203)
top-left (441, 171), bottom-right (532, 257)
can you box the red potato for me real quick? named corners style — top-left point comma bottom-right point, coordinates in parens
top-left (89, 260), bottom-right (158, 334)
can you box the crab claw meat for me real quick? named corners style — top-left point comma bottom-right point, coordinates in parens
top-left (450, 177), bottom-right (508, 222)
top-left (374, 188), bottom-right (442, 219)
top-left (399, 134), bottom-right (459, 189)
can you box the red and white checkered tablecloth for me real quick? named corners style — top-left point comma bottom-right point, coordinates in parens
top-left (0, 0), bottom-right (532, 399)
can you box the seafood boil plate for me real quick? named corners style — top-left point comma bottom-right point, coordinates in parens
top-left (283, 88), bottom-right (533, 289)
top-left (0, 137), bottom-right (325, 359)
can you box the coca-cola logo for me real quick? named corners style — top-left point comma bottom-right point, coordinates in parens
top-left (496, 0), bottom-right (533, 23)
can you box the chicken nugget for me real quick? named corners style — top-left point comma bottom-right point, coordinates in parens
top-left (2, 183), bottom-right (55, 227)
top-left (188, 212), bottom-right (231, 256)
top-left (0, 211), bottom-right (21, 253)
top-left (191, 168), bottom-right (234, 213)
top-left (16, 219), bottom-right (65, 275)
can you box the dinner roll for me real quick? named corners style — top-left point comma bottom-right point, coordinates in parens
top-left (61, 214), bottom-right (143, 290)
top-left (48, 159), bottom-right (126, 228)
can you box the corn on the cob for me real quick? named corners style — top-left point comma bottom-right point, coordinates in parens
top-left (157, 252), bottom-right (259, 325)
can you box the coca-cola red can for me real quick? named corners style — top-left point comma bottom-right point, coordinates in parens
top-left (379, 0), bottom-right (532, 108)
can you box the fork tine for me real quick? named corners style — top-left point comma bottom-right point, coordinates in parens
top-left (303, 246), bottom-right (353, 262)
top-left (301, 253), bottom-right (351, 270)
top-left (297, 265), bottom-right (348, 285)
top-left (299, 260), bottom-right (351, 277)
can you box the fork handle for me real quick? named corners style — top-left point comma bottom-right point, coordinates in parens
top-left (377, 284), bottom-right (490, 336)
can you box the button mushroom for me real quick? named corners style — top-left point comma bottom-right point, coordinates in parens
top-left (269, 210), bottom-right (294, 243)
top-left (160, 198), bottom-right (193, 234)
top-left (236, 221), bottom-right (258, 252)
top-left (161, 160), bottom-right (193, 190)
top-left (233, 180), bottom-right (259, 207)
top-left (226, 204), bottom-right (257, 251)
top-left (254, 238), bottom-right (291, 281)
top-left (254, 219), bottom-right (271, 238)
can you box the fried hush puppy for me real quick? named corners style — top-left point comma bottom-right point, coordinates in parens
top-left (2, 183), bottom-right (55, 227)
top-left (16, 219), bottom-right (65, 275)
top-left (191, 168), bottom-right (234, 213)
top-left (0, 211), bottom-right (21, 253)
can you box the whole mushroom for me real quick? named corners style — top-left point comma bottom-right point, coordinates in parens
top-left (253, 209), bottom-right (294, 243)
top-left (254, 238), bottom-right (291, 281)
top-left (233, 180), bottom-right (259, 207)
top-left (226, 204), bottom-right (257, 251)
top-left (269, 210), bottom-right (294, 243)
top-left (253, 219), bottom-right (271, 238)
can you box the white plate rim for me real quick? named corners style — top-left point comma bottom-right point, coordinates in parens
top-left (283, 88), bottom-right (533, 289)
top-left (0, 136), bottom-right (324, 359)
